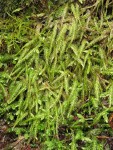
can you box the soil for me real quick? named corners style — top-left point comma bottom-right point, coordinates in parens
top-left (0, 120), bottom-right (40, 150)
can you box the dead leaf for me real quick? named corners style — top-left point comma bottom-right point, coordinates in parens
top-left (97, 136), bottom-right (109, 140)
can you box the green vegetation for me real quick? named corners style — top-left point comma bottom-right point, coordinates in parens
top-left (0, 0), bottom-right (113, 149)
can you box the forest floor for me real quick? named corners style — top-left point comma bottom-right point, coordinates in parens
top-left (0, 1), bottom-right (113, 150)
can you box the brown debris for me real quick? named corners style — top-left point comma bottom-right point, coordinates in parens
top-left (108, 113), bottom-right (113, 129)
